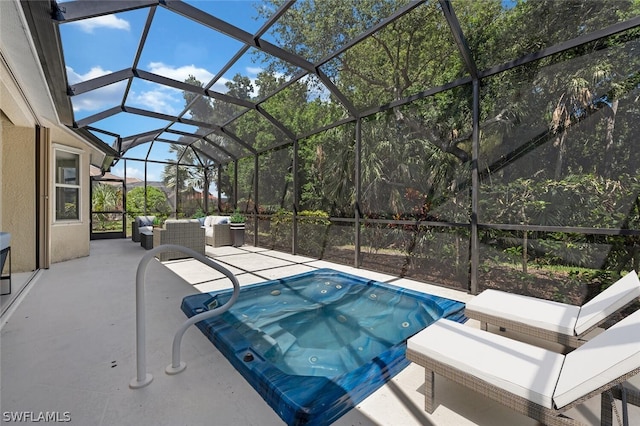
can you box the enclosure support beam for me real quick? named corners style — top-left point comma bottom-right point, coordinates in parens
top-left (470, 79), bottom-right (480, 294)
top-left (217, 165), bottom-right (222, 213)
top-left (143, 160), bottom-right (148, 216)
top-left (233, 160), bottom-right (238, 210)
top-left (292, 139), bottom-right (299, 256)
top-left (203, 166), bottom-right (209, 215)
top-left (123, 161), bottom-right (128, 236)
top-left (254, 155), bottom-right (259, 247)
top-left (174, 163), bottom-right (179, 218)
top-left (354, 118), bottom-right (362, 269)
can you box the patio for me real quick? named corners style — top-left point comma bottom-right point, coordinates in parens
top-left (1, 239), bottom-right (637, 425)
top-left (2, 1), bottom-right (640, 424)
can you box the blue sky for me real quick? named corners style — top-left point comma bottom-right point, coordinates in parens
top-left (58, 1), bottom-right (277, 184)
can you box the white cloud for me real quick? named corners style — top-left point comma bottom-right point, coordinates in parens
top-left (68, 61), bottom-right (271, 116)
top-left (144, 61), bottom-right (231, 99)
top-left (67, 66), bottom-right (126, 112)
top-left (67, 65), bottom-right (111, 85)
top-left (245, 66), bottom-right (263, 75)
top-left (67, 65), bottom-right (184, 115)
top-left (129, 87), bottom-right (181, 116)
top-left (212, 77), bottom-right (230, 93)
top-left (147, 62), bottom-right (215, 86)
top-left (111, 165), bottom-right (159, 182)
top-left (69, 15), bottom-right (130, 33)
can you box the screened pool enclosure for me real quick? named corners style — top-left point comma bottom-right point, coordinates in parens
top-left (25, 0), bottom-right (640, 299)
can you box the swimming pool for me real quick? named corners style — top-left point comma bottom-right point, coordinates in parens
top-left (181, 268), bottom-right (465, 425)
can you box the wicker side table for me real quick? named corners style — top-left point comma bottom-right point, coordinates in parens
top-left (140, 230), bottom-right (153, 250)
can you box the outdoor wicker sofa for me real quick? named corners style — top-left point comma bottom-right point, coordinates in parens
top-left (153, 219), bottom-right (205, 261)
top-left (465, 270), bottom-right (640, 349)
top-left (406, 310), bottom-right (640, 426)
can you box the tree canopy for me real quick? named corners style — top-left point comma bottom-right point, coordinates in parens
top-left (170, 1), bottom-right (639, 282)
top-left (173, 1), bottom-right (638, 224)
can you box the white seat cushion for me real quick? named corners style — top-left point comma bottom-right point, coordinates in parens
top-left (213, 216), bottom-right (228, 224)
top-left (136, 216), bottom-right (155, 226)
top-left (204, 216), bottom-right (229, 227)
top-left (575, 270), bottom-right (640, 335)
top-left (466, 289), bottom-right (580, 335)
top-left (553, 308), bottom-right (640, 409)
top-left (407, 319), bottom-right (564, 408)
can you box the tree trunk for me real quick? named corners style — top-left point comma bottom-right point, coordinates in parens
top-left (554, 132), bottom-right (567, 180)
top-left (522, 230), bottom-right (528, 274)
top-left (601, 98), bottom-right (619, 179)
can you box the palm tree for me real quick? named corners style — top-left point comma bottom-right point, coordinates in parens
top-left (162, 141), bottom-right (216, 215)
top-left (92, 183), bottom-right (119, 230)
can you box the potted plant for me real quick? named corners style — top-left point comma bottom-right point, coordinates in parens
top-left (152, 216), bottom-right (164, 228)
top-left (229, 209), bottom-right (246, 247)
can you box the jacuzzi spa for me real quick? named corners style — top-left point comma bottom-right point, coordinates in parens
top-left (181, 268), bottom-right (465, 425)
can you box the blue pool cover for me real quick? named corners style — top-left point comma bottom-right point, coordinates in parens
top-left (181, 268), bottom-right (466, 425)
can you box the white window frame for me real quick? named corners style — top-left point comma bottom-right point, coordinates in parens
top-left (53, 145), bottom-right (83, 223)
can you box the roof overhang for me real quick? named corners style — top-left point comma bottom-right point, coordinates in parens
top-left (19, 0), bottom-right (118, 167)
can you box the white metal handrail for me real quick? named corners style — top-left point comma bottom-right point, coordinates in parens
top-left (129, 244), bottom-right (240, 389)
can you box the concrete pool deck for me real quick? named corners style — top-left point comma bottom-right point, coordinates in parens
top-left (1, 239), bottom-right (637, 425)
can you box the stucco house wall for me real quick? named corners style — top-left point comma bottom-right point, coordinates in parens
top-left (1, 0), bottom-right (106, 272)
top-left (1, 114), bottom-right (37, 273)
top-left (48, 127), bottom-right (93, 264)
top-left (0, 113), bottom-right (98, 271)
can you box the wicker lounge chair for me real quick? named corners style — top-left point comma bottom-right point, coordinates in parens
top-left (132, 215), bottom-right (155, 242)
top-left (406, 310), bottom-right (640, 426)
top-left (465, 270), bottom-right (640, 348)
top-left (601, 381), bottom-right (640, 426)
top-left (202, 215), bottom-right (231, 247)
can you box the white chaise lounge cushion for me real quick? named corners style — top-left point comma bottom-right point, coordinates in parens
top-left (407, 319), bottom-right (564, 408)
top-left (574, 270), bottom-right (640, 336)
top-left (553, 308), bottom-right (640, 409)
top-left (465, 289), bottom-right (580, 335)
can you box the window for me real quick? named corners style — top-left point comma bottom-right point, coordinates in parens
top-left (54, 148), bottom-right (81, 221)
